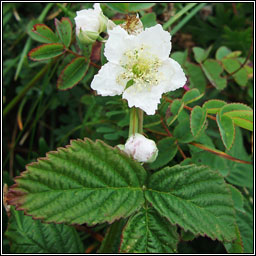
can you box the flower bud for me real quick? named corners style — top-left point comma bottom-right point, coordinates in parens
top-left (75, 3), bottom-right (108, 44)
top-left (124, 133), bottom-right (158, 163)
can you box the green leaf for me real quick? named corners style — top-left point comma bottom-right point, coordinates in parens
top-left (55, 17), bottom-right (72, 48)
top-left (105, 3), bottom-right (129, 13)
top-left (236, 203), bottom-right (253, 253)
top-left (222, 58), bottom-right (248, 86)
top-left (141, 13), bottom-right (157, 28)
top-left (57, 57), bottom-right (89, 90)
top-left (185, 62), bottom-right (207, 93)
top-left (105, 3), bottom-right (155, 13)
top-left (225, 127), bottom-right (253, 188)
top-left (171, 50), bottom-right (188, 67)
top-left (224, 223), bottom-right (243, 253)
top-left (128, 3), bottom-right (155, 11)
top-left (174, 116), bottom-right (194, 143)
top-left (202, 59), bottom-right (227, 90)
top-left (28, 43), bottom-right (65, 61)
top-left (166, 99), bottom-right (184, 126)
top-left (98, 219), bottom-right (127, 253)
top-left (148, 137), bottom-right (178, 170)
top-left (215, 46), bottom-right (232, 60)
top-left (192, 47), bottom-right (205, 63)
top-left (216, 113), bottom-right (235, 150)
top-left (145, 164), bottom-right (236, 242)
top-left (7, 139), bottom-right (147, 225)
top-left (190, 106), bottom-right (207, 137)
top-left (32, 24), bottom-right (59, 43)
top-left (119, 207), bottom-right (178, 253)
top-left (182, 88), bottom-right (204, 105)
top-left (5, 208), bottom-right (84, 253)
top-left (227, 184), bottom-right (244, 213)
top-left (220, 103), bottom-right (253, 131)
top-left (202, 99), bottom-right (227, 114)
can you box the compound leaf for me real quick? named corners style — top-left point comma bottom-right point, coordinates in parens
top-left (7, 139), bottom-right (147, 225)
top-left (145, 164), bottom-right (236, 242)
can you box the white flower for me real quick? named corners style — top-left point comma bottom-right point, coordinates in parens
top-left (124, 133), bottom-right (158, 163)
top-left (74, 3), bottom-right (108, 44)
top-left (91, 24), bottom-right (186, 115)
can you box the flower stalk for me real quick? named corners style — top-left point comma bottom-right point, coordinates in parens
top-left (129, 107), bottom-right (139, 137)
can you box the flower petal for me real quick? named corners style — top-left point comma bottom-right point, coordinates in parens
top-left (159, 58), bottom-right (187, 93)
top-left (104, 26), bottom-right (136, 64)
top-left (123, 84), bottom-right (164, 115)
top-left (91, 63), bottom-right (124, 96)
top-left (137, 24), bottom-right (172, 60)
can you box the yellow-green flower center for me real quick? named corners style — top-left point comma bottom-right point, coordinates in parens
top-left (117, 45), bottom-right (162, 90)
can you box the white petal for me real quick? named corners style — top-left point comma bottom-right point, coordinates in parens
top-left (123, 84), bottom-right (164, 115)
top-left (91, 63), bottom-right (124, 96)
top-left (104, 26), bottom-right (136, 64)
top-left (159, 58), bottom-right (187, 93)
top-left (137, 24), bottom-right (172, 60)
top-left (93, 3), bottom-right (102, 12)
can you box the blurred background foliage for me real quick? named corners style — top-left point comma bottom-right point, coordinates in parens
top-left (3, 2), bottom-right (253, 254)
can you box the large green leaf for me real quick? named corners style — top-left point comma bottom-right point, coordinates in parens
top-left (28, 43), bottom-right (65, 61)
top-left (57, 57), bottom-right (89, 90)
top-left (55, 17), bottom-right (73, 48)
top-left (145, 164), bottom-right (236, 242)
top-left (236, 201), bottom-right (253, 253)
top-left (7, 139), bottom-right (147, 225)
top-left (5, 208), bottom-right (84, 253)
top-left (119, 207), bottom-right (178, 253)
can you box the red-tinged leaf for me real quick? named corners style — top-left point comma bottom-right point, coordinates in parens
top-left (28, 43), bottom-right (65, 61)
top-left (57, 57), bottom-right (89, 90)
top-left (55, 17), bottom-right (72, 48)
top-left (32, 24), bottom-right (59, 43)
top-left (6, 139), bottom-right (147, 226)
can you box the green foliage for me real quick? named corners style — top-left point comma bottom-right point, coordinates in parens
top-left (31, 24), bottom-right (59, 43)
top-left (120, 207), bottom-right (179, 253)
top-left (190, 106), bottom-right (207, 137)
top-left (5, 207), bottom-right (84, 253)
top-left (55, 17), bottom-right (73, 48)
top-left (145, 165), bottom-right (236, 241)
top-left (28, 43), bottom-right (65, 61)
top-left (57, 57), bottom-right (89, 90)
top-left (7, 139), bottom-right (147, 225)
top-left (3, 2), bottom-right (253, 254)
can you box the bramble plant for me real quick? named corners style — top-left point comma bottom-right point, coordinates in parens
top-left (3, 3), bottom-right (253, 254)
